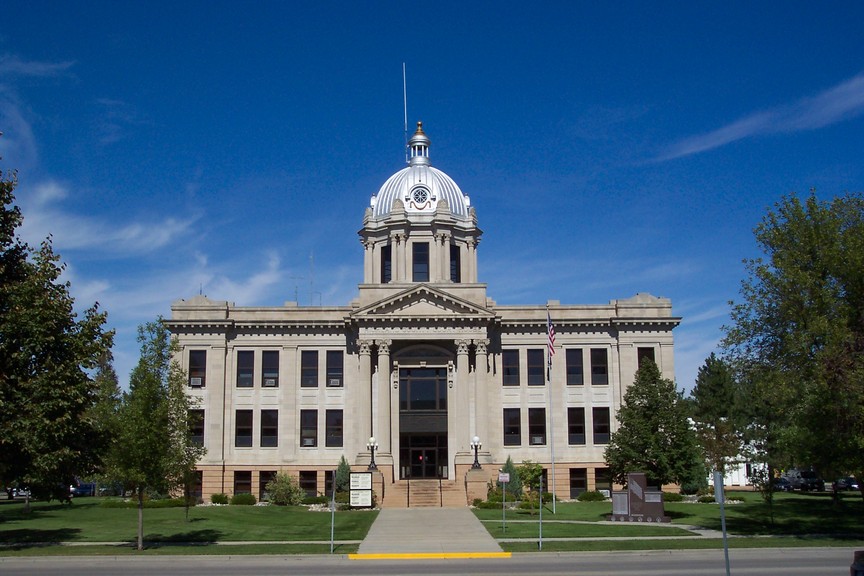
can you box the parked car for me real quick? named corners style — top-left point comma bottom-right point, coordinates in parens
top-left (71, 482), bottom-right (96, 497)
top-left (784, 468), bottom-right (826, 491)
top-left (773, 477), bottom-right (793, 492)
top-left (834, 477), bottom-right (860, 491)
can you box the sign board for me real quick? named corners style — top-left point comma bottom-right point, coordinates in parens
top-left (350, 472), bottom-right (372, 490)
top-left (498, 473), bottom-right (510, 483)
top-left (350, 490), bottom-right (373, 507)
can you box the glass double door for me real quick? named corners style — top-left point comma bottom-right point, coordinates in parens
top-left (401, 434), bottom-right (447, 479)
top-left (398, 366), bottom-right (449, 479)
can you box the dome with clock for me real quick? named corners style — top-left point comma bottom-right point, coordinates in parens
top-left (369, 122), bottom-right (471, 220)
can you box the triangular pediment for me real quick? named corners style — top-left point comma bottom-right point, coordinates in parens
top-left (352, 285), bottom-right (494, 321)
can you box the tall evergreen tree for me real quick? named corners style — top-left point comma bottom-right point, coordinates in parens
top-left (605, 361), bottom-right (701, 488)
top-left (691, 353), bottom-right (740, 474)
top-left (0, 166), bottom-right (113, 501)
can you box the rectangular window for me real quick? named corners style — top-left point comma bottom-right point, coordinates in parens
top-left (326, 351), bottom-right (343, 387)
top-left (189, 350), bottom-right (206, 387)
top-left (590, 348), bottom-right (609, 385)
top-left (570, 468), bottom-right (587, 499)
top-left (528, 407), bottom-right (546, 445)
top-left (191, 471), bottom-right (203, 502)
top-left (502, 350), bottom-right (520, 386)
top-left (412, 242), bottom-right (429, 282)
top-left (325, 409), bottom-right (343, 448)
top-left (527, 349), bottom-right (545, 385)
top-left (262, 350), bottom-right (279, 387)
top-left (567, 407), bottom-right (586, 445)
top-left (503, 408), bottom-right (521, 446)
top-left (450, 244), bottom-right (461, 283)
top-left (595, 467), bottom-right (612, 492)
top-left (301, 351), bottom-right (318, 387)
top-left (324, 470), bottom-right (335, 497)
top-left (637, 347), bottom-right (655, 369)
top-left (566, 348), bottom-right (584, 385)
top-left (260, 409), bottom-right (278, 447)
top-left (235, 409), bottom-right (253, 447)
top-left (592, 407), bottom-right (611, 444)
top-left (381, 244), bottom-right (392, 283)
top-left (236, 350), bottom-right (254, 388)
top-left (259, 471), bottom-right (276, 502)
top-left (189, 409), bottom-right (204, 447)
top-left (299, 471), bottom-right (317, 498)
top-left (233, 471), bottom-right (251, 495)
top-left (300, 410), bottom-right (318, 447)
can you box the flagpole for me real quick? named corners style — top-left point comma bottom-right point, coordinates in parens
top-left (547, 306), bottom-right (557, 514)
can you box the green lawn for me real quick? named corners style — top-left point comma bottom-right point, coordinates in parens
top-left (0, 498), bottom-right (377, 549)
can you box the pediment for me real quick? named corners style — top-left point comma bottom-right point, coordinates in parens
top-left (352, 285), bottom-right (494, 321)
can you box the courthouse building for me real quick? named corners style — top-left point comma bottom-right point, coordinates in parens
top-left (166, 123), bottom-right (680, 506)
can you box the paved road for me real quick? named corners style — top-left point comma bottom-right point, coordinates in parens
top-left (1, 547), bottom-right (859, 575)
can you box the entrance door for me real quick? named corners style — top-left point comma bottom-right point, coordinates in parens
top-left (409, 448), bottom-right (437, 478)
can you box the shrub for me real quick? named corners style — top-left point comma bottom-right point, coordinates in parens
top-left (697, 495), bottom-right (716, 504)
top-left (476, 500), bottom-right (504, 509)
top-left (266, 472), bottom-right (305, 506)
top-left (335, 456), bottom-right (351, 493)
top-left (303, 495), bottom-right (330, 505)
top-left (663, 491), bottom-right (684, 502)
top-left (334, 491), bottom-right (350, 504)
top-left (211, 493), bottom-right (229, 505)
top-left (576, 490), bottom-right (607, 502)
top-left (230, 493), bottom-right (257, 505)
top-left (100, 497), bottom-right (187, 509)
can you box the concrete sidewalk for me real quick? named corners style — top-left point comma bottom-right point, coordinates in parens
top-left (356, 508), bottom-right (504, 555)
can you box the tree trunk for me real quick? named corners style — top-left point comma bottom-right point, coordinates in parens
top-left (137, 489), bottom-right (144, 551)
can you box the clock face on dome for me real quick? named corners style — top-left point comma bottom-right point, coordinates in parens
top-left (411, 187), bottom-right (430, 205)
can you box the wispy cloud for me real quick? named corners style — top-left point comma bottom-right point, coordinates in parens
top-left (657, 72), bottom-right (864, 161)
top-left (0, 54), bottom-right (75, 78)
top-left (96, 98), bottom-right (149, 145)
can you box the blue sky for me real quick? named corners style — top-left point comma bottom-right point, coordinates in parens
top-left (2, 2), bottom-right (863, 392)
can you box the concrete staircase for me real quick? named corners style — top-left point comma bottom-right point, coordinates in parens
top-left (380, 478), bottom-right (467, 508)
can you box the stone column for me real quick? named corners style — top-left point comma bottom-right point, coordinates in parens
top-left (451, 339), bottom-right (472, 476)
top-left (375, 340), bottom-right (392, 458)
top-left (474, 339), bottom-right (490, 446)
top-left (361, 239), bottom-right (373, 284)
top-left (357, 340), bottom-right (373, 458)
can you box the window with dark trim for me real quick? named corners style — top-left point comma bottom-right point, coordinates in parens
top-left (236, 350), bottom-right (254, 388)
top-left (189, 350), bottom-right (206, 387)
top-left (450, 244), bottom-right (461, 283)
top-left (299, 471), bottom-right (317, 497)
top-left (326, 351), bottom-right (343, 387)
top-left (300, 410), bottom-right (317, 447)
top-left (189, 409), bottom-right (204, 447)
top-left (502, 350), bottom-right (520, 386)
top-left (592, 407), bottom-right (611, 444)
top-left (324, 470), bottom-right (335, 497)
top-left (568, 407), bottom-right (586, 445)
top-left (566, 348), bottom-right (584, 385)
top-left (503, 408), bottom-right (521, 446)
top-left (260, 409), bottom-right (278, 447)
top-left (233, 471), bottom-right (251, 495)
top-left (569, 468), bottom-right (587, 498)
top-left (301, 351), bottom-right (318, 387)
top-left (590, 348), bottom-right (609, 385)
top-left (259, 471), bottom-right (276, 502)
top-left (527, 349), bottom-right (545, 386)
top-left (595, 467), bottom-right (612, 492)
top-left (235, 410), bottom-right (253, 447)
top-left (262, 351), bottom-right (279, 387)
top-left (412, 242), bottom-right (429, 282)
top-left (637, 347), bottom-right (656, 370)
top-left (381, 244), bottom-right (392, 283)
top-left (528, 407), bottom-right (546, 445)
top-left (325, 409), bottom-right (343, 448)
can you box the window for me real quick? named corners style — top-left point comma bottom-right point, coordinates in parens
top-left (326, 351), bottom-right (343, 387)
top-left (262, 351), bottom-right (279, 387)
top-left (595, 467), bottom-right (612, 492)
top-left (503, 408), bottom-right (521, 446)
top-left (502, 350), bottom-right (520, 386)
top-left (528, 407), bottom-right (546, 445)
top-left (324, 470), bottom-right (335, 497)
top-left (399, 367), bottom-right (447, 411)
top-left (412, 242), bottom-right (429, 282)
top-left (527, 349), bottom-right (545, 385)
top-left (590, 348), bottom-right (609, 385)
top-left (189, 350), bottom-right (206, 387)
top-left (325, 409), bottom-right (343, 448)
top-left (300, 410), bottom-right (318, 447)
top-left (301, 351), bottom-right (318, 387)
top-left (236, 350), bottom-right (254, 387)
top-left (566, 349), bottom-right (584, 385)
top-left (570, 468), bottom-right (587, 499)
top-left (260, 409), bottom-right (278, 447)
top-left (450, 244), bottom-right (461, 282)
top-left (592, 407), bottom-right (611, 444)
top-left (259, 471), bottom-right (276, 502)
top-left (637, 347), bottom-right (655, 369)
top-left (235, 410), bottom-right (253, 447)
top-left (567, 407), bottom-right (585, 445)
top-left (189, 409), bottom-right (204, 447)
top-left (381, 244), bottom-right (392, 283)
top-left (299, 471), bottom-right (317, 498)
top-left (190, 471), bottom-right (203, 502)
top-left (233, 471), bottom-right (251, 495)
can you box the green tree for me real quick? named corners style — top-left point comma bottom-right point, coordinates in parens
top-left (604, 360), bottom-right (701, 488)
top-left (106, 320), bottom-right (205, 550)
top-left (0, 167), bottom-right (113, 503)
top-left (497, 455), bottom-right (522, 498)
top-left (517, 460), bottom-right (543, 494)
top-left (335, 455), bottom-right (351, 494)
top-left (266, 472), bottom-right (305, 506)
top-left (723, 193), bottom-right (864, 499)
top-left (690, 353), bottom-right (741, 474)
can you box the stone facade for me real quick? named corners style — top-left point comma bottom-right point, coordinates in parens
top-left (166, 123), bottom-right (680, 504)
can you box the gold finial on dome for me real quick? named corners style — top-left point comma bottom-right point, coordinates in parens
top-left (415, 121), bottom-right (424, 134)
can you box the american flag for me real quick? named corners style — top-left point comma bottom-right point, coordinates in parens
top-left (547, 310), bottom-right (556, 360)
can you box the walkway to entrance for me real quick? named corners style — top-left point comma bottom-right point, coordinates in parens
top-left (355, 508), bottom-right (505, 556)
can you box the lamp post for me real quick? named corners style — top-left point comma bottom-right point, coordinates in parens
top-left (470, 436), bottom-right (482, 469)
top-left (366, 437), bottom-right (378, 470)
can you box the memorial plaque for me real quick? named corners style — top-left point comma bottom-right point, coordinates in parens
top-left (608, 472), bottom-right (670, 523)
top-left (350, 472), bottom-right (372, 490)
